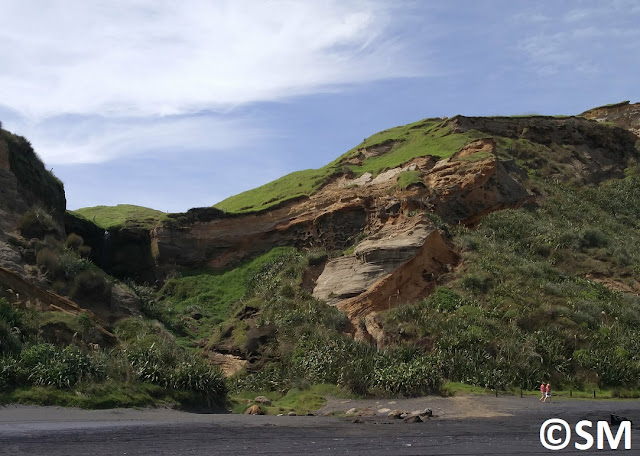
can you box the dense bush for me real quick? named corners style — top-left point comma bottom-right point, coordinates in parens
top-left (1, 328), bottom-right (227, 407)
top-left (36, 247), bottom-right (62, 277)
top-left (378, 179), bottom-right (640, 391)
top-left (0, 298), bottom-right (24, 356)
top-left (65, 233), bottom-right (84, 251)
top-left (117, 319), bottom-right (227, 406)
top-left (70, 269), bottom-right (111, 303)
top-left (232, 334), bottom-right (443, 397)
top-left (18, 207), bottom-right (58, 239)
top-left (372, 355), bottom-right (441, 396)
top-left (0, 343), bottom-right (106, 391)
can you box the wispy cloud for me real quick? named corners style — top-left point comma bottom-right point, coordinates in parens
top-left (0, 0), bottom-right (419, 120)
top-left (514, 2), bottom-right (640, 77)
top-left (12, 114), bottom-right (265, 165)
top-left (0, 0), bottom-right (423, 168)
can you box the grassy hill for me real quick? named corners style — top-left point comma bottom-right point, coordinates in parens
top-left (214, 118), bottom-right (484, 213)
top-left (4, 109), bottom-right (640, 411)
top-left (72, 204), bottom-right (165, 230)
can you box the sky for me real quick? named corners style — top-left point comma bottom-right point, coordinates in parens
top-left (1, 0), bottom-right (639, 212)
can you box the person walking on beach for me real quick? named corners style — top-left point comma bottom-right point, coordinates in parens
top-left (539, 382), bottom-right (546, 402)
top-left (543, 383), bottom-right (552, 403)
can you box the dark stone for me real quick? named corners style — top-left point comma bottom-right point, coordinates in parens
top-left (403, 415), bottom-right (423, 424)
top-left (244, 324), bottom-right (277, 355)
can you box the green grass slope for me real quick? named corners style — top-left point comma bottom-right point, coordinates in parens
top-left (72, 204), bottom-right (165, 230)
top-left (214, 118), bottom-right (484, 213)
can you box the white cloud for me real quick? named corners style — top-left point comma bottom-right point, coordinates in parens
top-left (11, 115), bottom-right (264, 165)
top-left (0, 0), bottom-right (420, 120)
top-left (515, 3), bottom-right (640, 77)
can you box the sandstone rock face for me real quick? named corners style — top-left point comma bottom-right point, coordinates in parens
top-left (450, 115), bottom-right (638, 185)
top-left (244, 405), bottom-right (264, 415)
top-left (425, 139), bottom-right (531, 226)
top-left (152, 134), bottom-right (533, 342)
top-left (581, 101), bottom-right (640, 138)
top-left (145, 114), bottom-right (638, 344)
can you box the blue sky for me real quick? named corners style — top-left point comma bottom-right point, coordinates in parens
top-left (1, 0), bottom-right (639, 212)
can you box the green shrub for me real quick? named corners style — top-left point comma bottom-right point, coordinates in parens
top-left (36, 247), bottom-right (62, 278)
top-left (229, 362), bottom-right (292, 393)
top-left (307, 249), bottom-right (328, 266)
top-left (71, 270), bottom-right (111, 302)
top-left (580, 229), bottom-right (609, 249)
top-left (65, 233), bottom-right (84, 251)
top-left (18, 207), bottom-right (58, 239)
top-left (122, 333), bottom-right (226, 405)
top-left (0, 357), bottom-right (20, 392)
top-left (0, 320), bottom-right (22, 355)
top-left (394, 170), bottom-right (422, 190)
top-left (170, 360), bottom-right (227, 406)
top-left (58, 251), bottom-right (93, 279)
top-left (13, 344), bottom-right (106, 389)
top-left (0, 298), bottom-right (24, 330)
top-left (77, 245), bottom-right (92, 258)
top-left (372, 355), bottom-right (441, 396)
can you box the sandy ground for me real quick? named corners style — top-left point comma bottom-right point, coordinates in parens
top-left (1, 396), bottom-right (639, 455)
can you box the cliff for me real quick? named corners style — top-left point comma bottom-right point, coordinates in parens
top-left (3, 103), bottom-right (640, 388)
top-left (149, 114), bottom-right (639, 341)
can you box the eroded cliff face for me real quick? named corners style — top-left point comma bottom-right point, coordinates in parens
top-left (150, 113), bottom-right (640, 343)
top-left (0, 130), bottom-right (141, 339)
top-left (581, 101), bottom-right (640, 138)
top-left (153, 136), bottom-right (533, 340)
top-left (0, 131), bottom-right (66, 275)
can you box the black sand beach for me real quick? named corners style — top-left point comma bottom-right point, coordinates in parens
top-left (1, 396), bottom-right (639, 455)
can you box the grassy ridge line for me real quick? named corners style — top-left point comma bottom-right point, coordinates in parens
top-left (72, 204), bottom-right (166, 230)
top-left (214, 119), bottom-right (482, 214)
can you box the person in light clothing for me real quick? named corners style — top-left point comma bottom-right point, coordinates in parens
top-left (543, 383), bottom-right (552, 403)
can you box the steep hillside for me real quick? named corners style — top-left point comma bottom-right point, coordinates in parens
top-left (0, 126), bottom-right (226, 409)
top-left (214, 118), bottom-right (482, 213)
top-left (2, 102), bottom-right (640, 409)
top-left (581, 100), bottom-right (640, 136)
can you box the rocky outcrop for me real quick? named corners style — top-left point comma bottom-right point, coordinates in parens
top-left (151, 136), bottom-right (534, 341)
top-left (6, 110), bottom-right (638, 349)
top-left (151, 113), bottom-right (640, 344)
top-left (0, 265), bottom-right (117, 345)
top-left (152, 197), bottom-right (368, 271)
top-left (0, 130), bottom-right (65, 222)
top-left (65, 212), bottom-right (157, 283)
top-left (317, 217), bottom-right (459, 343)
top-left (425, 139), bottom-right (531, 225)
top-left (581, 101), bottom-right (640, 138)
top-left (450, 115), bottom-right (638, 185)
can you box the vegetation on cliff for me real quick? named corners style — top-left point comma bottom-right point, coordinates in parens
top-left (3, 106), bottom-right (640, 411)
top-left (0, 297), bottom-right (227, 408)
top-left (72, 204), bottom-right (165, 230)
top-left (214, 119), bottom-right (483, 213)
top-left (381, 176), bottom-right (640, 390)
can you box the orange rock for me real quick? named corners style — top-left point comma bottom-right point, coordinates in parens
top-left (244, 405), bottom-right (264, 415)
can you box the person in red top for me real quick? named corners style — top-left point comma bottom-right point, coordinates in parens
top-left (539, 382), bottom-right (546, 402)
